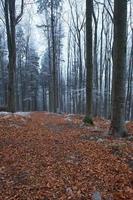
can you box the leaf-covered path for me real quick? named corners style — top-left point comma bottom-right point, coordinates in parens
top-left (0, 112), bottom-right (133, 199)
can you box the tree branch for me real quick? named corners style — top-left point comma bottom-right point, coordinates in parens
top-left (94, 0), bottom-right (113, 23)
top-left (16, 0), bottom-right (24, 24)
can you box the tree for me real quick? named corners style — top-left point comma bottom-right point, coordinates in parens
top-left (16, 26), bottom-right (26, 110)
top-left (16, 25), bottom-right (39, 112)
top-left (40, 50), bottom-right (50, 111)
top-left (0, 28), bottom-right (8, 106)
top-left (109, 0), bottom-right (128, 137)
top-left (93, 3), bottom-right (99, 116)
top-left (68, 0), bottom-right (85, 114)
top-left (84, 0), bottom-right (93, 124)
top-left (2, 0), bottom-right (24, 112)
top-left (37, 0), bottom-right (63, 113)
top-left (125, 0), bottom-right (133, 120)
top-left (25, 46), bottom-right (39, 111)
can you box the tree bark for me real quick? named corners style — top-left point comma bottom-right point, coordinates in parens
top-left (4, 0), bottom-right (16, 112)
top-left (109, 0), bottom-right (127, 137)
top-left (4, 0), bottom-right (24, 112)
top-left (85, 0), bottom-right (93, 119)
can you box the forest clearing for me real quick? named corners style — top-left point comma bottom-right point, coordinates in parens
top-left (0, 112), bottom-right (133, 200)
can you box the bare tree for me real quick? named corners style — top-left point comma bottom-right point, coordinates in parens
top-left (109, 0), bottom-right (128, 137)
top-left (1, 0), bottom-right (24, 112)
top-left (85, 0), bottom-right (93, 123)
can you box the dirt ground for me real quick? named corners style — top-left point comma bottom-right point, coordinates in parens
top-left (0, 112), bottom-right (133, 200)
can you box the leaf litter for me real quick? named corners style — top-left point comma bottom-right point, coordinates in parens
top-left (0, 112), bottom-right (133, 200)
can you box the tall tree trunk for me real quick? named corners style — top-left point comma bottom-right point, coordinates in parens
top-left (93, 9), bottom-right (98, 116)
top-left (51, 0), bottom-right (57, 113)
top-left (99, 6), bottom-right (104, 116)
top-left (4, 0), bottom-right (16, 112)
top-left (85, 0), bottom-right (93, 120)
top-left (109, 0), bottom-right (127, 137)
top-left (78, 30), bottom-right (82, 114)
top-left (125, 29), bottom-right (133, 120)
top-left (4, 0), bottom-right (23, 112)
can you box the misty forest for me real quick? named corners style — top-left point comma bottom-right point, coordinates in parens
top-left (0, 0), bottom-right (133, 199)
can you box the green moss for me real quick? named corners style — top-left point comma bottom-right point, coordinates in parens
top-left (83, 116), bottom-right (94, 125)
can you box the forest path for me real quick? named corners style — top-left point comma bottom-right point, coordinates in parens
top-left (0, 112), bottom-right (133, 200)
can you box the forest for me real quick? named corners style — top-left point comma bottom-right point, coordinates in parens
top-left (0, 0), bottom-right (133, 199)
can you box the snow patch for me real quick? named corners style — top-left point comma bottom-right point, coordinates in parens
top-left (65, 117), bottom-right (72, 122)
top-left (0, 112), bottom-right (31, 117)
top-left (15, 112), bottom-right (31, 117)
top-left (126, 121), bottom-right (130, 124)
top-left (0, 112), bottom-right (12, 116)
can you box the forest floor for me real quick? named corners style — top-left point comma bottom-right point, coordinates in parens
top-left (0, 112), bottom-right (133, 200)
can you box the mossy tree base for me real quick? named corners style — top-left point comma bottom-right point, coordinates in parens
top-left (83, 116), bottom-right (94, 125)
